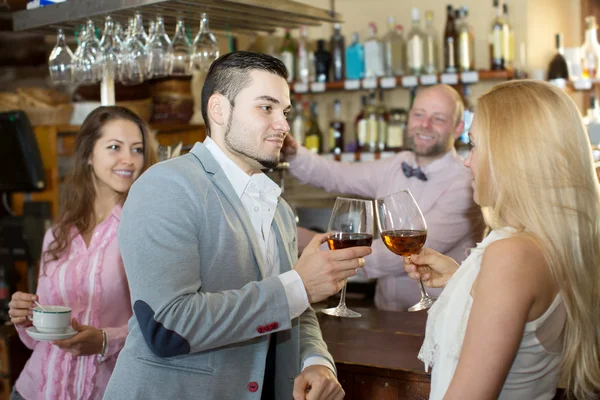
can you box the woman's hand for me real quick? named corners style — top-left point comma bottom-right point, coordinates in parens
top-left (404, 248), bottom-right (460, 288)
top-left (53, 318), bottom-right (104, 357)
top-left (8, 292), bottom-right (36, 327)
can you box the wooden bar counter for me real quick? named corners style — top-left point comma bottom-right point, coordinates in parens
top-left (318, 307), bottom-right (430, 400)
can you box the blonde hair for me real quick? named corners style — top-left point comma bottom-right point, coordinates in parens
top-left (473, 80), bottom-right (600, 400)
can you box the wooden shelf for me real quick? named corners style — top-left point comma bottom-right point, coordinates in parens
top-left (12, 0), bottom-right (341, 35)
top-left (290, 69), bottom-right (515, 94)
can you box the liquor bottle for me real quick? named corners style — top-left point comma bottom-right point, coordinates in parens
top-left (457, 6), bottom-right (475, 72)
top-left (305, 102), bottom-right (323, 154)
top-left (364, 92), bottom-right (379, 153)
top-left (346, 32), bottom-right (365, 80)
top-left (330, 23), bottom-right (345, 81)
top-left (383, 17), bottom-right (405, 76)
top-left (443, 5), bottom-right (458, 73)
top-left (291, 96), bottom-right (306, 146)
top-left (297, 26), bottom-right (310, 84)
top-left (355, 95), bottom-right (368, 151)
top-left (503, 3), bottom-right (515, 69)
top-left (364, 22), bottom-right (385, 78)
top-left (490, 0), bottom-right (505, 70)
top-left (581, 16), bottom-right (600, 79)
top-left (547, 33), bottom-right (569, 80)
top-left (280, 29), bottom-right (296, 82)
top-left (455, 85), bottom-right (474, 160)
top-left (423, 10), bottom-right (439, 75)
top-left (386, 108), bottom-right (407, 151)
top-left (406, 8), bottom-right (425, 76)
top-left (376, 90), bottom-right (389, 152)
top-left (329, 99), bottom-right (345, 156)
top-left (314, 39), bottom-right (331, 83)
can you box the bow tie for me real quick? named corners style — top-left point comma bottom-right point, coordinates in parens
top-left (402, 161), bottom-right (428, 181)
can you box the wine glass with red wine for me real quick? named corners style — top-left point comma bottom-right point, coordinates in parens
top-left (375, 190), bottom-right (433, 312)
top-left (321, 197), bottom-right (374, 318)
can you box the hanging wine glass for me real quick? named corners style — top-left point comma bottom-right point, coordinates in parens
top-left (169, 17), bottom-right (192, 76)
top-left (72, 23), bottom-right (101, 85)
top-left (146, 16), bottom-right (172, 78)
top-left (48, 28), bottom-right (74, 86)
top-left (99, 16), bottom-right (121, 80)
top-left (121, 12), bottom-right (148, 85)
top-left (192, 12), bottom-right (219, 72)
top-left (147, 20), bottom-right (156, 44)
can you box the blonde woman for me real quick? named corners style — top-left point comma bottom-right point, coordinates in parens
top-left (404, 80), bottom-right (600, 400)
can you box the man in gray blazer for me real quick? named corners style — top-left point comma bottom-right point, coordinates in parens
top-left (103, 52), bottom-right (372, 400)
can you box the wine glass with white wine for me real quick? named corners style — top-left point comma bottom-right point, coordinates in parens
top-left (375, 190), bottom-right (433, 312)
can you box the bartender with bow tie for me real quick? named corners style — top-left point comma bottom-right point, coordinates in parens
top-left (282, 84), bottom-right (486, 311)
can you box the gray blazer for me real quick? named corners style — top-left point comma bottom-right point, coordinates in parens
top-left (103, 142), bottom-right (334, 399)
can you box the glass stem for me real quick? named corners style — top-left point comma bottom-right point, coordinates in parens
top-left (418, 279), bottom-right (430, 299)
top-left (337, 284), bottom-right (348, 309)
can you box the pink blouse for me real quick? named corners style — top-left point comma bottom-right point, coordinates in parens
top-left (15, 205), bottom-right (131, 400)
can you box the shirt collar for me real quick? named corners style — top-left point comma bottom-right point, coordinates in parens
top-left (111, 203), bottom-right (123, 221)
top-left (415, 148), bottom-right (460, 175)
top-left (203, 137), bottom-right (281, 200)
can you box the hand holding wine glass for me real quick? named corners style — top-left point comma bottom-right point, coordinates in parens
top-left (403, 248), bottom-right (459, 288)
top-left (321, 197), bottom-right (374, 318)
top-left (294, 232), bottom-right (372, 304)
top-left (375, 190), bottom-right (433, 312)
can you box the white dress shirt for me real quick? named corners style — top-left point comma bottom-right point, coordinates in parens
top-left (204, 137), bottom-right (333, 372)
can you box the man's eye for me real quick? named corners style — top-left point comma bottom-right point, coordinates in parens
top-left (261, 106), bottom-right (272, 112)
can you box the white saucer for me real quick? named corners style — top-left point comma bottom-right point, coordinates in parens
top-left (26, 326), bottom-right (77, 341)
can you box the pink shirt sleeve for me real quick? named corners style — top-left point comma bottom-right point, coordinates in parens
top-left (289, 146), bottom-right (395, 198)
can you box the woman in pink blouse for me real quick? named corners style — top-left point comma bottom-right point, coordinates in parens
top-left (7, 106), bottom-right (157, 400)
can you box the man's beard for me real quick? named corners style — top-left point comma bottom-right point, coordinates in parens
top-left (408, 130), bottom-right (445, 157)
top-left (224, 111), bottom-right (280, 170)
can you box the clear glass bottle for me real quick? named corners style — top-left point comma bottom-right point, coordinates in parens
top-left (48, 29), bottom-right (74, 86)
top-left (423, 10), bottom-right (439, 75)
top-left (146, 16), bottom-right (171, 78)
top-left (355, 95), bottom-right (368, 152)
top-left (192, 13), bottom-right (219, 72)
top-left (314, 39), bottom-right (331, 83)
top-left (457, 6), bottom-right (475, 72)
top-left (297, 26), bottom-right (310, 84)
top-left (346, 32), bottom-right (365, 80)
top-left (364, 92), bottom-right (379, 153)
top-left (169, 17), bottom-right (192, 76)
top-left (383, 16), bottom-right (405, 76)
top-left (280, 29), bottom-right (296, 82)
top-left (330, 24), bottom-right (345, 81)
top-left (406, 8), bottom-right (425, 76)
top-left (581, 16), bottom-right (600, 79)
top-left (443, 5), bottom-right (458, 73)
top-left (305, 102), bottom-right (323, 154)
top-left (364, 22), bottom-right (385, 78)
top-left (121, 13), bottom-right (148, 84)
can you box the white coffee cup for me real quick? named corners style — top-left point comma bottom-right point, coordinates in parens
top-left (29, 306), bottom-right (71, 334)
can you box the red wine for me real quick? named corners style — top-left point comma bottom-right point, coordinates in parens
top-left (381, 230), bottom-right (427, 256)
top-left (327, 233), bottom-right (373, 250)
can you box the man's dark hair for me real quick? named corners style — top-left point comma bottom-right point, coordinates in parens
top-left (201, 51), bottom-right (289, 136)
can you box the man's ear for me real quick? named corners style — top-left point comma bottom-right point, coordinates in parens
top-left (454, 120), bottom-right (465, 139)
top-left (207, 94), bottom-right (230, 127)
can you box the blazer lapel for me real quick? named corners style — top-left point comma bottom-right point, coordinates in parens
top-left (190, 143), bottom-right (268, 279)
